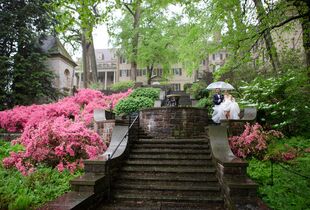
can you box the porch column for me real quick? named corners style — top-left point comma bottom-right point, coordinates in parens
top-left (104, 71), bottom-right (107, 90)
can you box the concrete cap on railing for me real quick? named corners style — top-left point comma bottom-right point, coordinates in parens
top-left (94, 109), bottom-right (106, 122)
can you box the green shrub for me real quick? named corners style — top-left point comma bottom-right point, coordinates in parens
top-left (130, 87), bottom-right (160, 101)
top-left (239, 67), bottom-right (310, 136)
top-left (195, 97), bottom-right (212, 108)
top-left (186, 82), bottom-right (208, 99)
top-left (89, 82), bottom-right (104, 90)
top-left (183, 83), bottom-right (192, 92)
top-left (0, 141), bottom-right (24, 160)
top-left (114, 96), bottom-right (154, 115)
top-left (110, 81), bottom-right (134, 91)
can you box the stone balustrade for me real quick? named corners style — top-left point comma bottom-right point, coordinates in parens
top-left (139, 107), bottom-right (208, 139)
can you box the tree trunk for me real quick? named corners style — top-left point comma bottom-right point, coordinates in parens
top-left (90, 34), bottom-right (98, 82)
top-left (292, 0), bottom-right (310, 68)
top-left (253, 0), bottom-right (281, 72)
top-left (82, 31), bottom-right (89, 88)
top-left (146, 64), bottom-right (154, 85)
top-left (130, 0), bottom-right (141, 82)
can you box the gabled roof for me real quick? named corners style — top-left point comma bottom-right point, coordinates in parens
top-left (41, 36), bottom-right (77, 67)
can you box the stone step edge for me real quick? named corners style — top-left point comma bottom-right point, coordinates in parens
top-left (123, 161), bottom-right (214, 166)
top-left (117, 175), bottom-right (218, 182)
top-left (40, 191), bottom-right (95, 210)
top-left (121, 167), bottom-right (216, 173)
top-left (130, 150), bottom-right (211, 154)
top-left (128, 155), bottom-right (212, 160)
top-left (132, 144), bottom-right (210, 148)
top-left (101, 200), bottom-right (224, 209)
top-left (225, 177), bottom-right (259, 189)
top-left (113, 193), bottom-right (223, 203)
top-left (114, 183), bottom-right (220, 191)
top-left (135, 139), bottom-right (208, 142)
top-left (70, 174), bottom-right (105, 186)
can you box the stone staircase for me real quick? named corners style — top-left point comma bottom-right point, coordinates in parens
top-left (97, 138), bottom-right (225, 209)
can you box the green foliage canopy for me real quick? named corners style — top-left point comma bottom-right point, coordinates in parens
top-left (0, 0), bottom-right (58, 110)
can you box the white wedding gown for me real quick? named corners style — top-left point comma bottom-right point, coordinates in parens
top-left (212, 95), bottom-right (240, 123)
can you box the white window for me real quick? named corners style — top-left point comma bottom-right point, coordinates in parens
top-left (173, 68), bottom-right (182, 76)
top-left (171, 83), bottom-right (181, 91)
top-left (120, 69), bottom-right (130, 77)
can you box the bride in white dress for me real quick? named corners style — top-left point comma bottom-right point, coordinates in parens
top-left (212, 92), bottom-right (240, 123)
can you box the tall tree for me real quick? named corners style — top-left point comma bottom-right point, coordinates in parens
top-left (253, 0), bottom-right (280, 72)
top-left (288, 0), bottom-right (310, 68)
top-left (52, 0), bottom-right (110, 87)
top-left (110, 1), bottom-right (178, 84)
top-left (119, 0), bottom-right (142, 81)
top-left (0, 0), bottom-right (57, 110)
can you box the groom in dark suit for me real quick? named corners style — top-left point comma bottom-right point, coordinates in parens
top-left (213, 88), bottom-right (224, 105)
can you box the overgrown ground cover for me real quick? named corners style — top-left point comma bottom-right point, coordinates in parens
top-left (248, 153), bottom-right (310, 210)
top-left (0, 140), bottom-right (82, 210)
top-left (229, 124), bottom-right (310, 210)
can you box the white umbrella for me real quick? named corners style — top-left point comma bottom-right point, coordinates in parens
top-left (206, 81), bottom-right (234, 90)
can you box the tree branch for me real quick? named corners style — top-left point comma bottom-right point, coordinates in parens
top-left (124, 3), bottom-right (135, 16)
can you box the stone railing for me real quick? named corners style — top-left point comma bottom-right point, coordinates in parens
top-left (221, 107), bottom-right (257, 137)
top-left (208, 125), bottom-right (269, 210)
top-left (139, 107), bottom-right (208, 139)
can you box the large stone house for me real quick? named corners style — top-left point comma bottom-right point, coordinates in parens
top-left (41, 36), bottom-right (77, 93)
top-left (75, 48), bottom-right (229, 91)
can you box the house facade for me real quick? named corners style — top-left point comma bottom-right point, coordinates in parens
top-left (41, 36), bottom-right (77, 93)
top-left (76, 49), bottom-right (229, 91)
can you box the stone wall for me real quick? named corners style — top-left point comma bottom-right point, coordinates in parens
top-left (94, 120), bottom-right (115, 146)
top-left (139, 107), bottom-right (208, 138)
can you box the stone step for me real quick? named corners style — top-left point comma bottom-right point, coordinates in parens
top-left (112, 190), bottom-right (223, 203)
top-left (114, 182), bottom-right (220, 192)
top-left (70, 173), bottom-right (106, 193)
top-left (124, 159), bottom-right (214, 166)
top-left (117, 172), bottom-right (218, 182)
top-left (41, 191), bottom-right (95, 210)
top-left (138, 136), bottom-right (153, 139)
top-left (129, 153), bottom-right (212, 160)
top-left (132, 144), bottom-right (209, 149)
top-left (121, 166), bottom-right (216, 173)
top-left (130, 148), bottom-right (211, 154)
top-left (135, 138), bottom-right (208, 144)
top-left (98, 200), bottom-right (225, 210)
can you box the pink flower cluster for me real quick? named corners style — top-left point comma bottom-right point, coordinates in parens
top-left (1, 89), bottom-right (132, 175)
top-left (0, 89), bottom-right (132, 132)
top-left (3, 116), bottom-right (105, 175)
top-left (281, 152), bottom-right (296, 161)
top-left (229, 123), bottom-right (284, 159)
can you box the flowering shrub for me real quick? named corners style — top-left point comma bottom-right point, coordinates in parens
top-left (229, 123), bottom-right (284, 159)
top-left (0, 88), bottom-right (132, 175)
top-left (3, 116), bottom-right (106, 175)
top-left (81, 90), bottom-right (132, 125)
top-left (0, 88), bottom-right (132, 132)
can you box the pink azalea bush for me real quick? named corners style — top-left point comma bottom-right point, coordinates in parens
top-left (0, 88), bottom-right (132, 132)
top-left (3, 116), bottom-right (106, 175)
top-left (229, 123), bottom-right (284, 159)
top-left (0, 88), bottom-right (132, 175)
